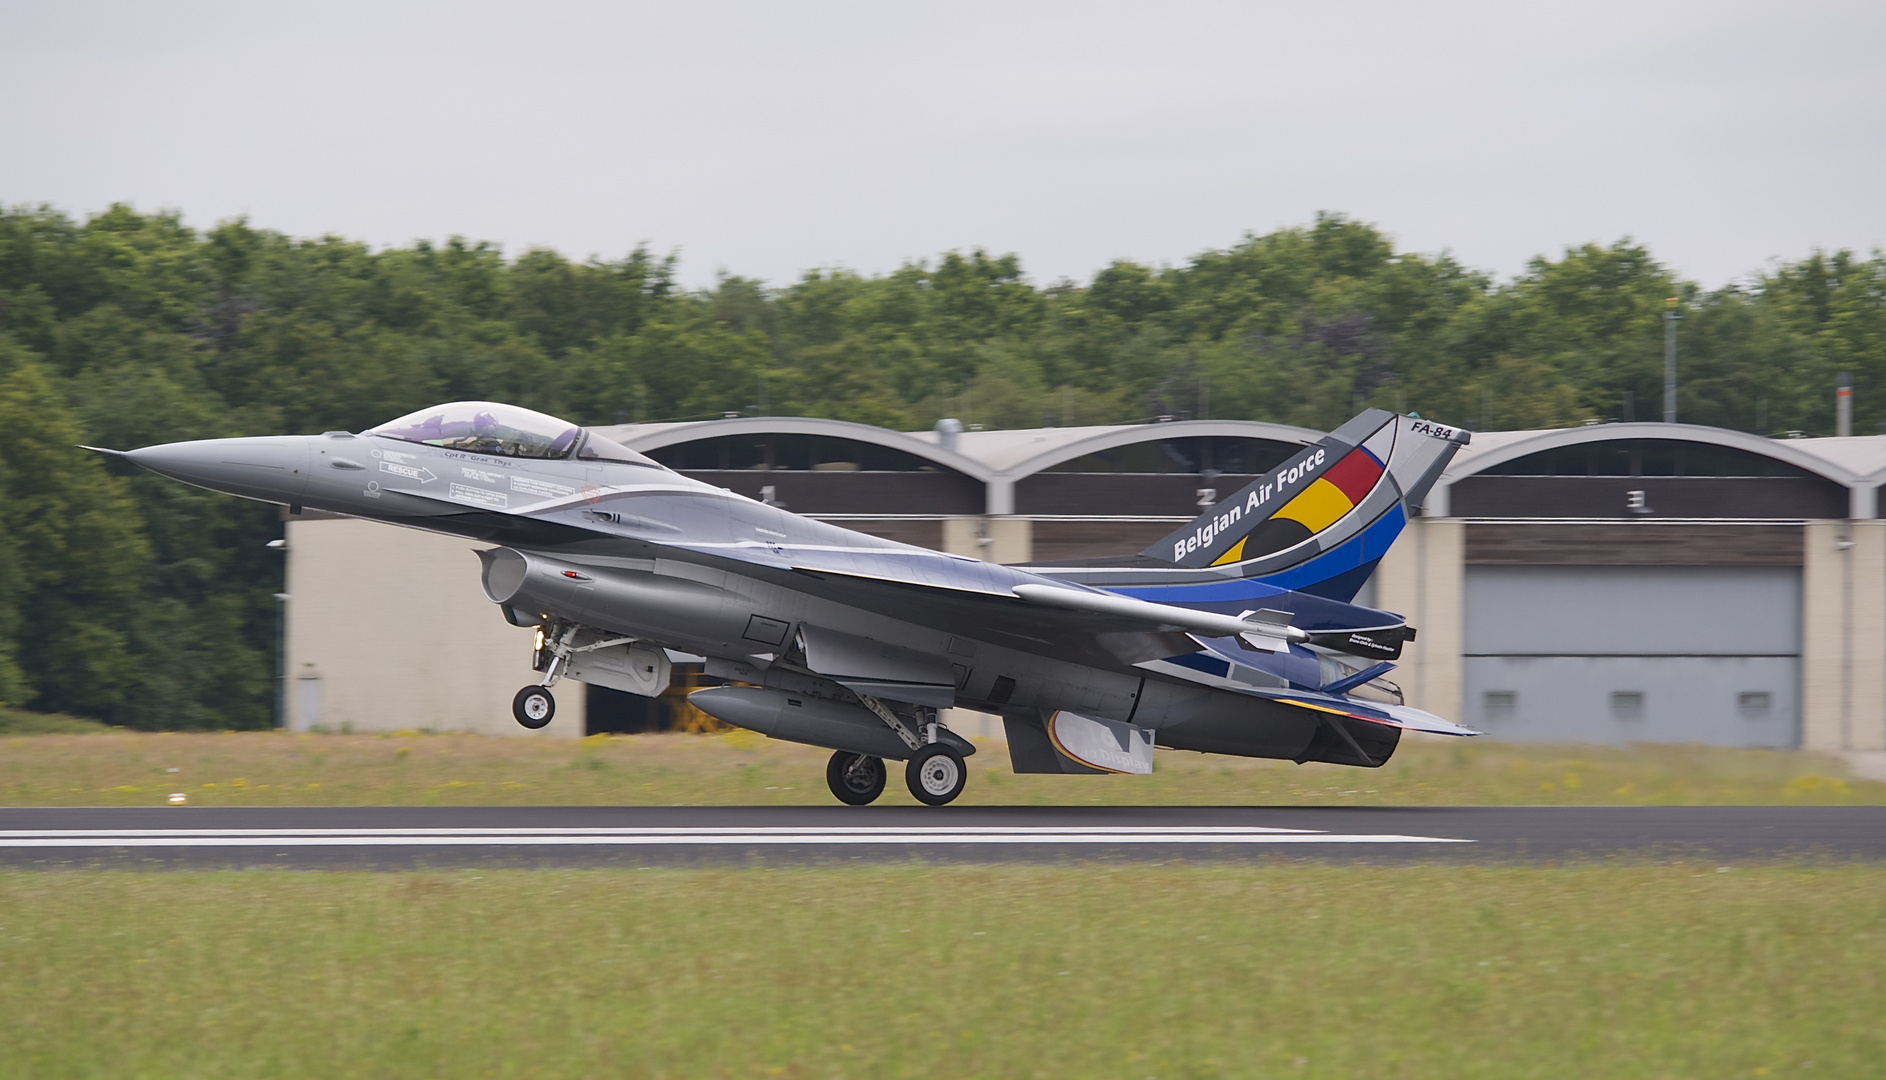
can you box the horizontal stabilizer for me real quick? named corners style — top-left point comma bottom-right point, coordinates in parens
top-left (1373, 702), bottom-right (1480, 737)
top-left (1320, 661), bottom-right (1396, 696)
top-left (1276, 692), bottom-right (1479, 737)
top-left (1136, 650), bottom-right (1481, 737)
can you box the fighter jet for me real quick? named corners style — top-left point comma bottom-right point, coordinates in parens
top-left (108, 402), bottom-right (1478, 805)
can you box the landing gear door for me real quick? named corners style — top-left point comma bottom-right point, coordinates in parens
top-left (566, 641), bottom-right (672, 698)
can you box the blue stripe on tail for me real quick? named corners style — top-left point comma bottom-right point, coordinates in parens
top-left (1113, 504), bottom-right (1405, 607)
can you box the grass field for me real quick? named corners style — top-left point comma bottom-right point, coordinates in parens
top-left (1, 725), bottom-right (1881, 807)
top-left (0, 709), bottom-right (121, 736)
top-left (5, 721), bottom-right (1881, 1077)
top-left (0, 863), bottom-right (1880, 1078)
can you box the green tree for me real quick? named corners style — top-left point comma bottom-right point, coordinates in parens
top-left (1, 200), bottom-right (1882, 725)
top-left (0, 347), bottom-right (149, 714)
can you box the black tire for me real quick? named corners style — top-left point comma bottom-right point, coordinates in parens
top-left (826, 751), bottom-right (886, 806)
top-left (905, 743), bottom-right (967, 806)
top-left (512, 685), bottom-right (556, 729)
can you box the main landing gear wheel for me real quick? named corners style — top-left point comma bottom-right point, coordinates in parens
top-left (826, 751), bottom-right (887, 806)
top-left (512, 685), bottom-right (556, 730)
top-left (906, 744), bottom-right (967, 806)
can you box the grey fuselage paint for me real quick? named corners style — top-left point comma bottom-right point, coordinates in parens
top-left (120, 415), bottom-right (1455, 767)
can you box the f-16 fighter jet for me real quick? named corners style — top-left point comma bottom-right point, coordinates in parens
top-left (108, 402), bottom-right (1478, 805)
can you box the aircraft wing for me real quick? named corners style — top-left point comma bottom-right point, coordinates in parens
top-left (346, 474), bottom-right (1419, 693)
top-left (776, 555), bottom-right (1204, 669)
top-left (572, 533), bottom-right (1207, 670)
top-left (620, 534), bottom-right (1478, 736)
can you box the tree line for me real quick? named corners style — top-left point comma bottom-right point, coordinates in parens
top-left (0, 204), bottom-right (1880, 727)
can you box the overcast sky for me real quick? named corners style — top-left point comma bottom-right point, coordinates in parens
top-left (3, 0), bottom-right (1881, 289)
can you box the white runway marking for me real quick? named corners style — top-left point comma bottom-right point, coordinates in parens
top-left (0, 825), bottom-right (1469, 847)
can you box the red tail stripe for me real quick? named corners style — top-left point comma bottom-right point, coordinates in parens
top-left (1321, 448), bottom-right (1384, 504)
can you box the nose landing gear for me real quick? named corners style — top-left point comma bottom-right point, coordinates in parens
top-left (513, 618), bottom-right (655, 731)
top-left (513, 685), bottom-right (556, 729)
top-left (514, 619), bottom-right (575, 731)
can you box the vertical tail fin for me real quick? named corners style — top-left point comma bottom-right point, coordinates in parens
top-left (1144, 411), bottom-right (1469, 600)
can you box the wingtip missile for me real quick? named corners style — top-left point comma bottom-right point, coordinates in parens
top-left (1011, 583), bottom-right (1308, 649)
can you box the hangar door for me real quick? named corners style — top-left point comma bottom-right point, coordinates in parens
top-left (1462, 565), bottom-right (1800, 747)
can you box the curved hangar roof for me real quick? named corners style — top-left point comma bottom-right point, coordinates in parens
top-left (1434, 423), bottom-right (1872, 519)
top-left (598, 417), bottom-right (1323, 515)
top-left (601, 415), bottom-right (996, 482)
top-left (597, 415), bottom-right (1886, 519)
top-left (600, 417), bottom-right (1322, 477)
top-left (904, 419), bottom-right (1325, 478)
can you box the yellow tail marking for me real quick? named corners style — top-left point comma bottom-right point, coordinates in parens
top-left (1209, 536), bottom-right (1247, 566)
top-left (1274, 477), bottom-right (1352, 533)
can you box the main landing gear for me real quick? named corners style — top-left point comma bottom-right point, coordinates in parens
top-left (824, 744), bottom-right (969, 806)
top-left (906, 744), bottom-right (967, 806)
top-left (824, 696), bottom-right (971, 806)
top-left (826, 751), bottom-right (887, 805)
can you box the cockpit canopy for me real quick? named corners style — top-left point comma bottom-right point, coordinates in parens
top-left (373, 402), bottom-right (577, 458)
top-left (369, 401), bottom-right (659, 466)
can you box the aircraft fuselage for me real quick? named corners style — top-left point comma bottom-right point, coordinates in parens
top-left (117, 402), bottom-right (1473, 804)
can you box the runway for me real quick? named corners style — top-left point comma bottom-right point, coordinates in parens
top-left (2, 804), bottom-right (1882, 867)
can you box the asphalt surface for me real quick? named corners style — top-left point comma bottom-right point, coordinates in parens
top-left (1, 804), bottom-right (1882, 868)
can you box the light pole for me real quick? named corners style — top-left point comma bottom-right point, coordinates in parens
top-left (268, 535), bottom-right (288, 727)
top-left (1663, 297), bottom-right (1681, 424)
top-left (274, 592), bottom-right (289, 727)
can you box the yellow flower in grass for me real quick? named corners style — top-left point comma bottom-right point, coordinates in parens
top-left (1783, 775), bottom-right (1850, 798)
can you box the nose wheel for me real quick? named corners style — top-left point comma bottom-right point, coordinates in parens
top-left (906, 744), bottom-right (967, 806)
top-left (825, 751), bottom-right (887, 805)
top-left (513, 685), bottom-right (556, 729)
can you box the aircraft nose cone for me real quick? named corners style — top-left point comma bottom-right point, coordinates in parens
top-left (126, 436), bottom-right (312, 504)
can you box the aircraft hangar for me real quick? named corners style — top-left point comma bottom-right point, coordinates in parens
top-left (280, 413), bottom-right (1886, 754)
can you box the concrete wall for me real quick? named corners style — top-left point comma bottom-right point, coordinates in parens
top-left (941, 516), bottom-right (1033, 563)
top-left (1372, 517), bottom-right (1464, 722)
top-left (1802, 520), bottom-right (1886, 751)
top-left (284, 517), bottom-right (584, 737)
top-left (284, 507), bottom-right (1886, 752)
